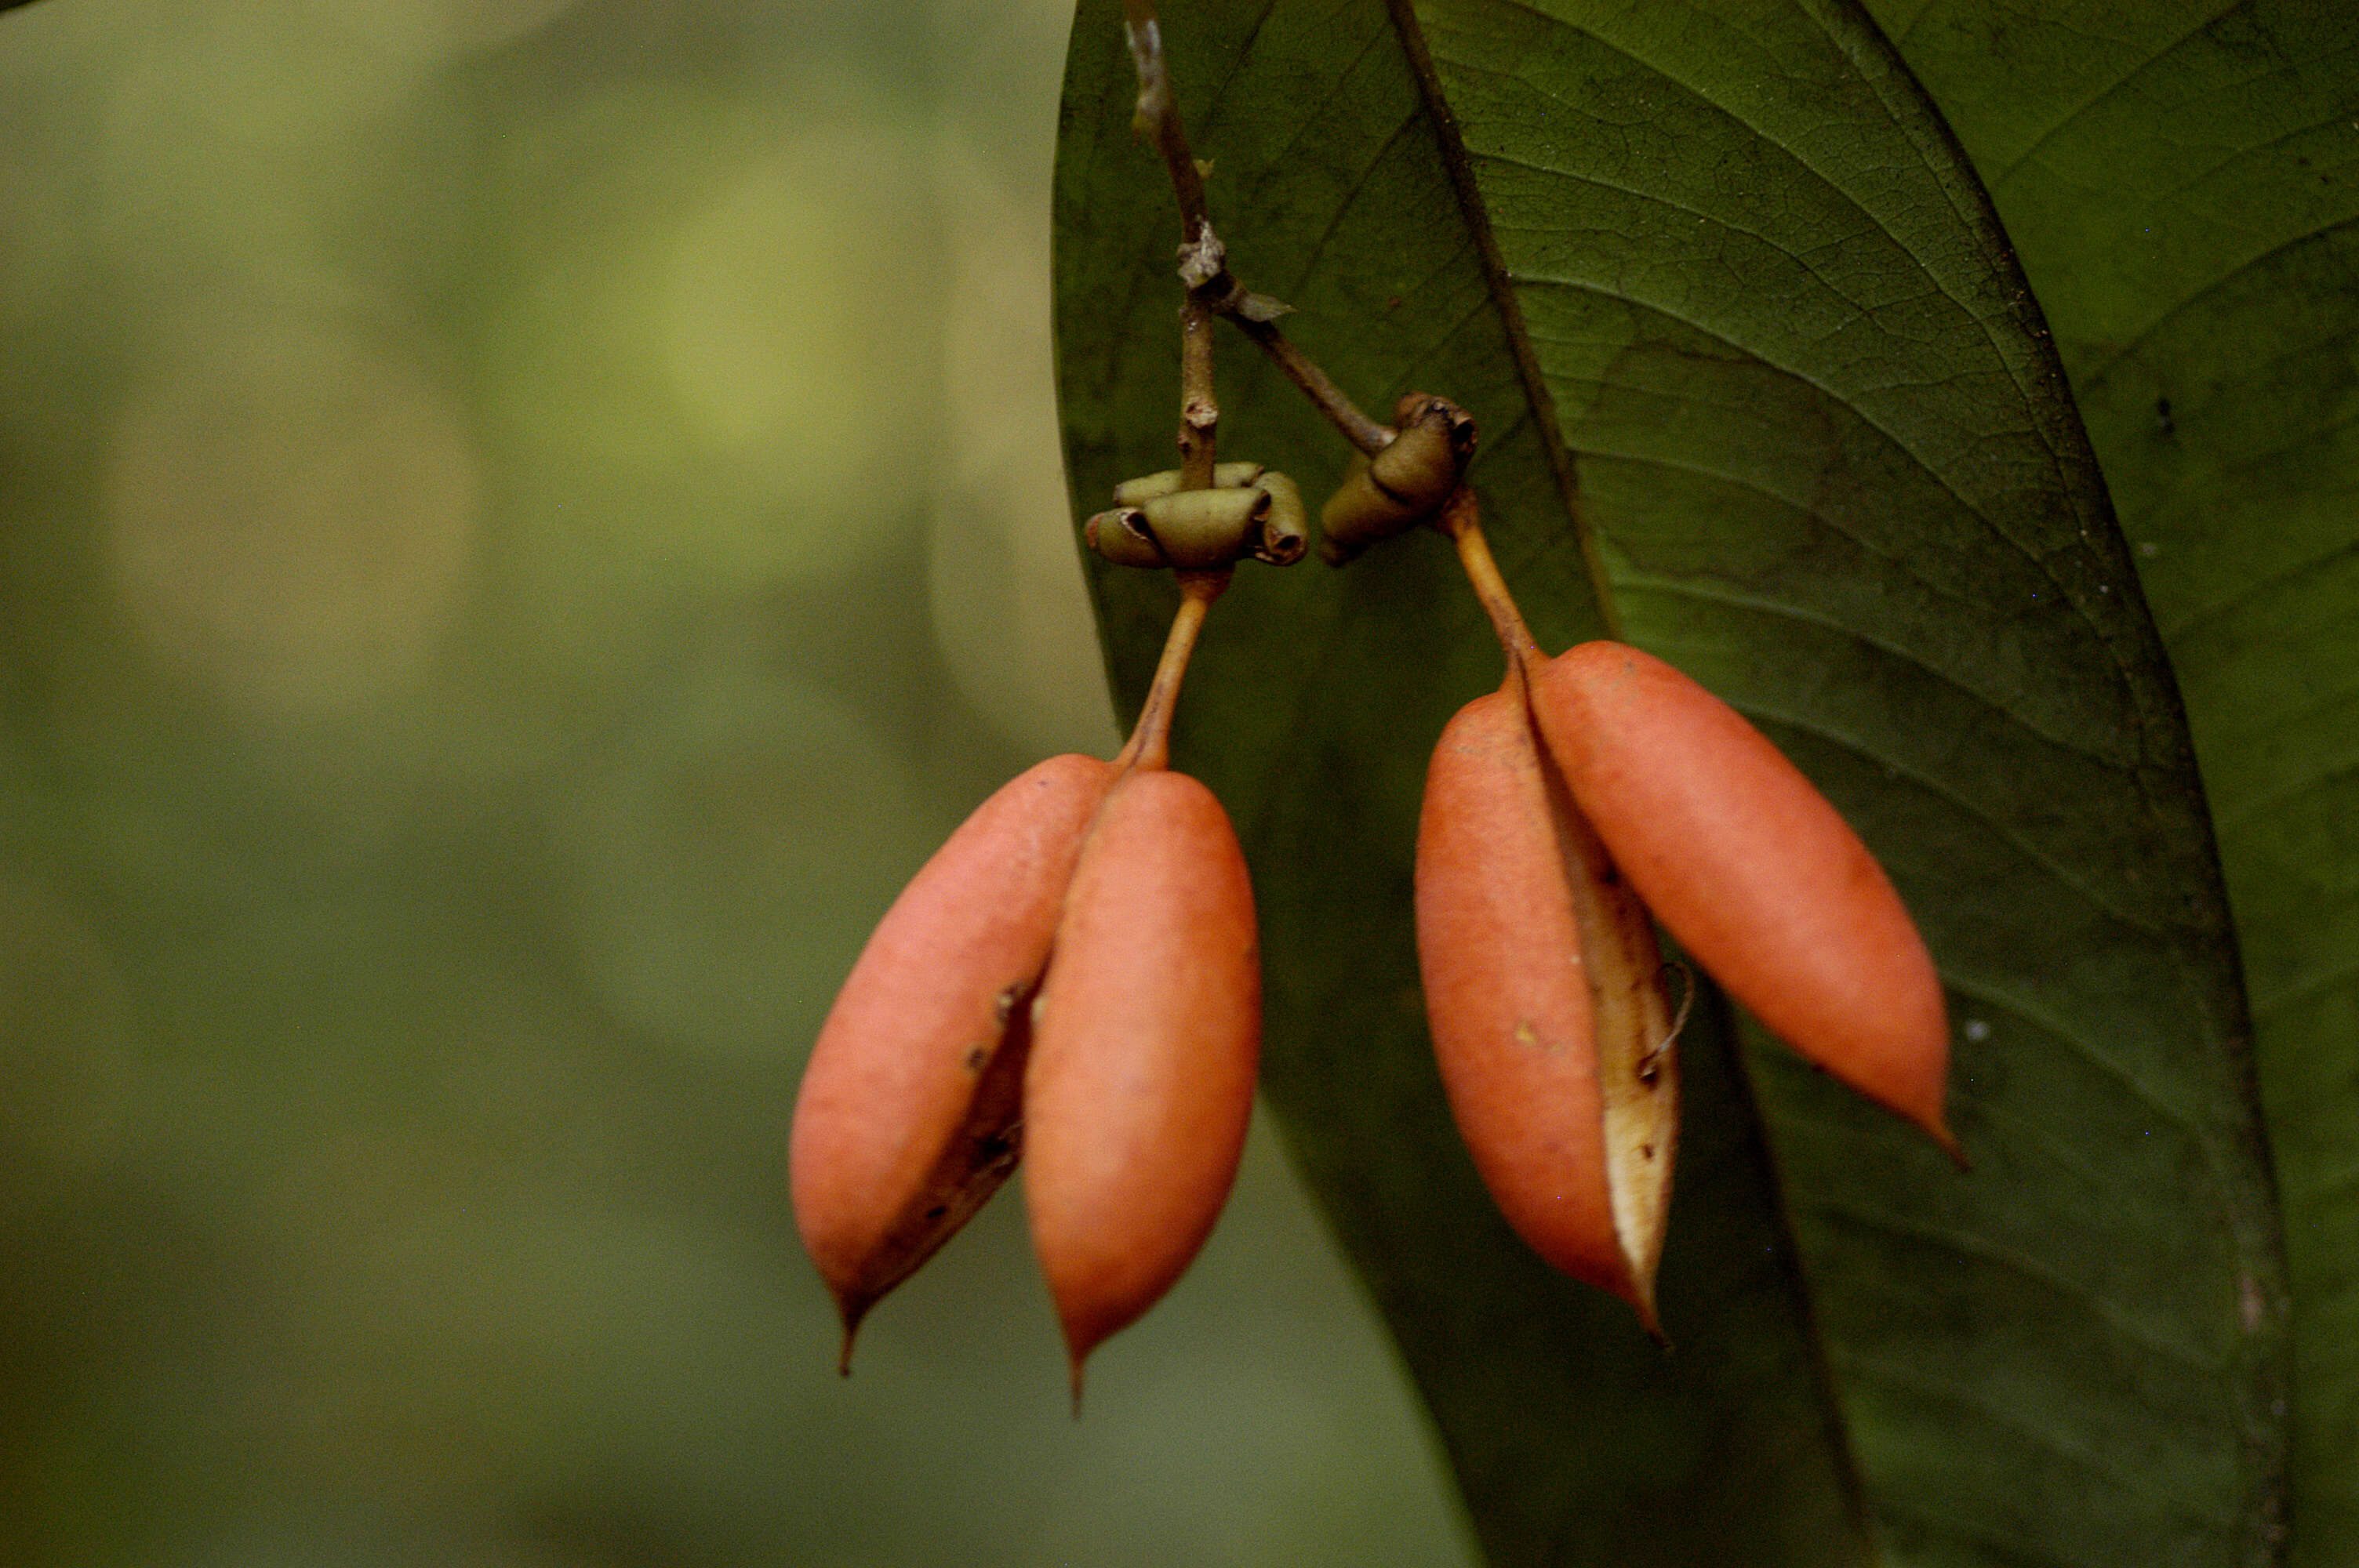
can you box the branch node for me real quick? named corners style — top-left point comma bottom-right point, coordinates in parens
top-left (1176, 221), bottom-right (1227, 290)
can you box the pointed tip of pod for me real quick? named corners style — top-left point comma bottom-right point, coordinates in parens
top-left (834, 1301), bottom-right (868, 1376)
top-left (1626, 1277), bottom-right (1664, 1342)
top-left (1601, 1165), bottom-right (1669, 1342)
top-left (1023, 766), bottom-right (1259, 1419)
top-left (1849, 1005), bottom-right (1959, 1161)
top-left (1067, 1352), bottom-right (1089, 1419)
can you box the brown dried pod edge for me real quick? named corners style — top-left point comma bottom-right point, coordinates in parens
top-left (1416, 685), bottom-right (1676, 1325)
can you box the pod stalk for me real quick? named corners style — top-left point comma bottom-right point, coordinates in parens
top-left (1124, 0), bottom-right (1389, 457)
top-left (1434, 490), bottom-right (1539, 669)
top-left (1113, 570), bottom-right (1228, 775)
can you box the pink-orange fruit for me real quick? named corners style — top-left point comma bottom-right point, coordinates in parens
top-left (1528, 641), bottom-right (1954, 1151)
top-left (791, 753), bottom-right (1114, 1363)
top-left (1416, 687), bottom-right (1676, 1321)
top-left (1023, 768), bottom-right (1260, 1395)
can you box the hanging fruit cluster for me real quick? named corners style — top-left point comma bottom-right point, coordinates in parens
top-left (792, 485), bottom-right (1278, 1400)
top-left (789, 0), bottom-right (1959, 1400)
top-left (792, 170), bottom-right (1303, 1398)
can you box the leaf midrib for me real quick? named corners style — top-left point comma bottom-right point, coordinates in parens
top-left (1382, 0), bottom-right (1622, 641)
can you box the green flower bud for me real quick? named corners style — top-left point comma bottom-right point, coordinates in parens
top-left (1318, 394), bottom-right (1478, 565)
top-left (1252, 472), bottom-right (1308, 565)
top-left (1136, 485), bottom-right (1269, 569)
top-left (1085, 506), bottom-right (1169, 568)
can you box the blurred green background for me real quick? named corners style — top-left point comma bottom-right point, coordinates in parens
top-left (0, 0), bottom-right (1481, 1560)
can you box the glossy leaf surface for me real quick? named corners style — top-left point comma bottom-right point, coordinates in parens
top-left (1056, 2), bottom-right (2305, 1563)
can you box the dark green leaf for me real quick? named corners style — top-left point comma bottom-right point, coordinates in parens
top-left (1055, 2), bottom-right (2289, 1564)
top-left (1870, 5), bottom-right (2359, 1560)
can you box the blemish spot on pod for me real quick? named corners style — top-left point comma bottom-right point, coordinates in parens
top-left (1416, 688), bottom-right (1672, 1323)
top-left (1135, 485), bottom-right (1268, 569)
top-left (1024, 768), bottom-right (1260, 1399)
top-left (1528, 642), bottom-right (1957, 1155)
top-left (1085, 507), bottom-right (1167, 568)
top-left (1249, 472), bottom-right (1307, 564)
top-left (791, 753), bottom-right (1116, 1366)
top-left (1111, 461), bottom-right (1265, 506)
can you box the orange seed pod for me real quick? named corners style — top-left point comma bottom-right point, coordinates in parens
top-left (1416, 687), bottom-right (1677, 1323)
top-left (790, 753), bottom-right (1115, 1364)
top-left (1527, 641), bottom-right (1955, 1152)
top-left (1023, 768), bottom-right (1260, 1396)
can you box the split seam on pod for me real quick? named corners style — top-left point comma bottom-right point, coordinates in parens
top-left (789, 753), bottom-right (1115, 1368)
top-left (1416, 682), bottom-right (1677, 1327)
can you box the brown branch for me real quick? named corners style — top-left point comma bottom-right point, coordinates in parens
top-left (1124, 0), bottom-right (1208, 242)
top-left (1236, 318), bottom-right (1391, 456)
top-left (1179, 293), bottom-right (1218, 489)
top-left (1123, 0), bottom-right (1390, 458)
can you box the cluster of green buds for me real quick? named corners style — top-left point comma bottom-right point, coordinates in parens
top-left (1082, 394), bottom-right (1477, 575)
top-left (1084, 462), bottom-right (1308, 569)
top-left (1318, 394), bottom-right (1478, 564)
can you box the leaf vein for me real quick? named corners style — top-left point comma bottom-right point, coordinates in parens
top-left (1510, 272), bottom-right (2071, 599)
top-left (1835, 1348), bottom-right (2237, 1524)
top-left (2083, 209), bottom-right (2359, 389)
top-left (2249, 947), bottom-right (2359, 1024)
top-left (1811, 1200), bottom-right (2226, 1372)
top-left (1622, 572), bottom-right (2150, 788)
top-left (1939, 974), bottom-right (2199, 1137)
top-left (2159, 524), bottom-right (2359, 651)
top-left (1986, 1), bottom-right (2270, 187)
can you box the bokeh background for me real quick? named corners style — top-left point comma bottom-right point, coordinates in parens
top-left (0, 0), bottom-right (1482, 1560)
